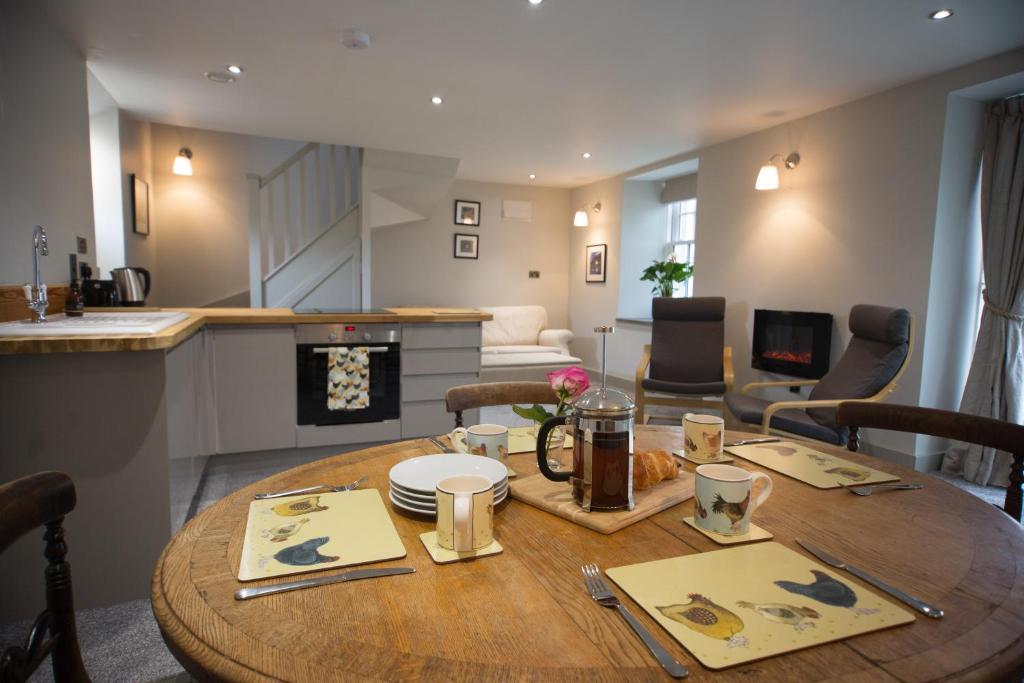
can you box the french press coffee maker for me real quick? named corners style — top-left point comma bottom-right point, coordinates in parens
top-left (536, 326), bottom-right (636, 511)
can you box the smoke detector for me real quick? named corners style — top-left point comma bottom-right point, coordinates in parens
top-left (341, 29), bottom-right (371, 49)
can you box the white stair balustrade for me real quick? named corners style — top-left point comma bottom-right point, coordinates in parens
top-left (247, 143), bottom-right (362, 308)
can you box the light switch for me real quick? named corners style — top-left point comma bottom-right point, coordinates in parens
top-left (528, 271), bottom-right (540, 279)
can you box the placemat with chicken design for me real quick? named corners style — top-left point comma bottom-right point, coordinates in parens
top-left (238, 489), bottom-right (406, 581)
top-left (606, 542), bottom-right (914, 670)
top-left (725, 441), bottom-right (898, 489)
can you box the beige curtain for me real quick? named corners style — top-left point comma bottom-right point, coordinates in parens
top-left (942, 95), bottom-right (1024, 486)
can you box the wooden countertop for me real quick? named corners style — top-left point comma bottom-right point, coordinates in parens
top-left (0, 307), bottom-right (491, 355)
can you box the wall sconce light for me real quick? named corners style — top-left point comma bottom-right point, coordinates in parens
top-left (755, 152), bottom-right (800, 191)
top-left (173, 147), bottom-right (194, 176)
top-left (573, 201), bottom-right (601, 227)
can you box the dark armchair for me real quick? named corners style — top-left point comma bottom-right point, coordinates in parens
top-left (724, 305), bottom-right (913, 445)
top-left (635, 297), bottom-right (734, 424)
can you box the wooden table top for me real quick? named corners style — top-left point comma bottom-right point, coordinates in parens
top-left (151, 427), bottom-right (1024, 682)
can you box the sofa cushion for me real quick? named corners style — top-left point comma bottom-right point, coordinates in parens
top-left (480, 306), bottom-right (548, 346)
top-left (723, 392), bottom-right (844, 445)
top-left (481, 352), bottom-right (583, 368)
top-left (481, 345), bottom-right (564, 355)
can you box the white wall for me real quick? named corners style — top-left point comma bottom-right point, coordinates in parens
top-left (567, 48), bottom-right (1024, 466)
top-left (618, 180), bottom-right (668, 320)
top-left (147, 123), bottom-right (304, 306)
top-left (119, 115), bottom-right (159, 298)
top-left (88, 71), bottom-right (125, 278)
top-left (0, 0), bottom-right (95, 284)
top-left (372, 180), bottom-right (572, 326)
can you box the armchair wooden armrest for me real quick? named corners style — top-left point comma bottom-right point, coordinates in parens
top-left (723, 346), bottom-right (734, 393)
top-left (636, 344), bottom-right (651, 384)
top-left (740, 379), bottom-right (819, 395)
top-left (760, 398), bottom-right (845, 434)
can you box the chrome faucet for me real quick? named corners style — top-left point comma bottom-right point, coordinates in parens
top-left (23, 225), bottom-right (49, 323)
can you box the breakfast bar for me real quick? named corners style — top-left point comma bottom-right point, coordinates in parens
top-left (0, 307), bottom-right (491, 624)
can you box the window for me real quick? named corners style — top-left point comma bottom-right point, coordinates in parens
top-left (666, 198), bottom-right (697, 297)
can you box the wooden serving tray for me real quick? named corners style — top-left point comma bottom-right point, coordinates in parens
top-left (508, 470), bottom-right (694, 534)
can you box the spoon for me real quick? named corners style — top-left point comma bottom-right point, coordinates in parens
top-left (844, 482), bottom-right (924, 496)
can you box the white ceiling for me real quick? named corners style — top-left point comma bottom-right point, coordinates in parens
top-left (49, 0), bottom-right (1024, 187)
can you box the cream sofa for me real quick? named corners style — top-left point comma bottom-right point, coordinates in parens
top-left (479, 305), bottom-right (582, 381)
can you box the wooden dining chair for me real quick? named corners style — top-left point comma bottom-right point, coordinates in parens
top-left (445, 382), bottom-right (556, 428)
top-left (0, 471), bottom-right (90, 682)
top-left (836, 402), bottom-right (1024, 522)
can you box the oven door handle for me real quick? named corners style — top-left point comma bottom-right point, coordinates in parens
top-left (312, 346), bottom-right (391, 354)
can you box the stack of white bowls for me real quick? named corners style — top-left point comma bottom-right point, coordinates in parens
top-left (388, 454), bottom-right (509, 516)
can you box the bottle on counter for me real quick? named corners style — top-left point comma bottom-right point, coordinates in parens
top-left (66, 254), bottom-right (85, 317)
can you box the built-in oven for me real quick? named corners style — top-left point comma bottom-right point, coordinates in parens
top-left (296, 324), bottom-right (401, 426)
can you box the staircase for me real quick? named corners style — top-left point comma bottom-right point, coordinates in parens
top-left (247, 143), bottom-right (362, 308)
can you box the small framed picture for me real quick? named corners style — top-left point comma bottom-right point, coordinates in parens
top-left (131, 174), bottom-right (150, 236)
top-left (586, 243), bottom-right (607, 283)
top-left (454, 233), bottom-right (479, 259)
top-left (454, 200), bottom-right (481, 226)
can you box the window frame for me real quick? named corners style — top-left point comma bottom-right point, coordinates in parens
top-left (666, 198), bottom-right (697, 298)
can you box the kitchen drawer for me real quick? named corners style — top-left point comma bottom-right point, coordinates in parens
top-left (402, 401), bottom-right (478, 439)
top-left (401, 324), bottom-right (481, 350)
top-left (402, 348), bottom-right (480, 376)
top-left (402, 373), bottom-right (479, 403)
top-left (296, 420), bottom-right (401, 448)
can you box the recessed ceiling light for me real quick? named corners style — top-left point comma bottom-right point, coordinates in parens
top-left (529, 173), bottom-right (536, 180)
top-left (929, 8), bottom-right (953, 19)
top-left (226, 64), bottom-right (244, 75)
top-left (582, 152), bottom-right (592, 159)
top-left (204, 71), bottom-right (236, 84)
top-left (528, 0), bottom-right (543, 5)
top-left (341, 28), bottom-right (371, 49)
top-left (431, 95), bottom-right (443, 105)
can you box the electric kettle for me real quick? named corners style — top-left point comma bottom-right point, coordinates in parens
top-left (110, 267), bottom-right (151, 306)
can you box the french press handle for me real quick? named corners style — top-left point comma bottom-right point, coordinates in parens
top-left (536, 415), bottom-right (572, 482)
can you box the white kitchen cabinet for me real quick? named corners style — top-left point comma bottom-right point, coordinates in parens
top-left (211, 326), bottom-right (297, 454)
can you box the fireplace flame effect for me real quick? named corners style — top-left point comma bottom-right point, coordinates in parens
top-left (762, 349), bottom-right (812, 364)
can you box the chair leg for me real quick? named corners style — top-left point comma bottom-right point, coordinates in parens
top-left (454, 410), bottom-right (464, 429)
top-left (1006, 452), bottom-right (1023, 523)
top-left (45, 518), bottom-right (90, 683)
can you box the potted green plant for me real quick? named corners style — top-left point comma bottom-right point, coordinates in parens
top-left (640, 254), bottom-right (694, 297)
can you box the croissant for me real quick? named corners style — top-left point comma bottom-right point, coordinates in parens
top-left (633, 448), bottom-right (679, 490)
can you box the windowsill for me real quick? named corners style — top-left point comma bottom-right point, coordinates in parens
top-left (615, 317), bottom-right (652, 326)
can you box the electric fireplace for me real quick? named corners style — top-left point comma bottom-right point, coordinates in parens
top-left (751, 309), bottom-right (833, 379)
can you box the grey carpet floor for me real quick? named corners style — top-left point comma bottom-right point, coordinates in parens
top-left (0, 404), bottom-right (1011, 681)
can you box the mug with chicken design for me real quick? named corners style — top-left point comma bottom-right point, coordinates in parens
top-left (694, 464), bottom-right (773, 536)
top-left (448, 424), bottom-right (510, 466)
top-left (683, 413), bottom-right (725, 461)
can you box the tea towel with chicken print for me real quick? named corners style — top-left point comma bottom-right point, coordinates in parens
top-left (327, 346), bottom-right (370, 411)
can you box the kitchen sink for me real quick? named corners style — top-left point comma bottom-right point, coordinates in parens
top-left (0, 311), bottom-right (191, 336)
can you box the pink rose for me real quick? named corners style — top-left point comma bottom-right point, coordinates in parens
top-left (548, 367), bottom-right (590, 402)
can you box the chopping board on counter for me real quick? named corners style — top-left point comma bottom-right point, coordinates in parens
top-left (509, 471), bottom-right (694, 534)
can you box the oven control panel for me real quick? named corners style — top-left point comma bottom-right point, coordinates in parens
top-left (296, 324), bottom-right (401, 345)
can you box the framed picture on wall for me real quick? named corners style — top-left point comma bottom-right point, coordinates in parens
top-left (454, 200), bottom-right (481, 226)
top-left (131, 174), bottom-right (150, 236)
top-left (586, 243), bottom-right (607, 283)
top-left (454, 233), bottom-right (479, 259)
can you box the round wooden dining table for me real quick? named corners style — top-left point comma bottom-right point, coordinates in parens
top-left (152, 426), bottom-right (1024, 682)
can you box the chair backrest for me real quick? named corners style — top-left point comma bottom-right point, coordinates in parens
top-left (649, 297), bottom-right (725, 384)
top-left (479, 306), bottom-right (548, 347)
top-left (445, 382), bottom-right (556, 427)
top-left (806, 305), bottom-right (912, 432)
top-left (836, 402), bottom-right (1024, 521)
top-left (0, 471), bottom-right (90, 682)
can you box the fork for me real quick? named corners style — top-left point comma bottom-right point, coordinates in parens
top-left (581, 564), bottom-right (688, 679)
top-left (844, 482), bottom-right (924, 496)
top-left (254, 476), bottom-right (367, 500)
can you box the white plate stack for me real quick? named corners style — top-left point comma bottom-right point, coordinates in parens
top-left (388, 454), bottom-right (509, 516)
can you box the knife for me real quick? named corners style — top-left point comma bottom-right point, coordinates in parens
top-left (235, 567), bottom-right (415, 600)
top-left (724, 437), bottom-right (780, 447)
top-left (795, 539), bottom-right (943, 619)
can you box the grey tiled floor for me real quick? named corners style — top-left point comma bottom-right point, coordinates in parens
top-left (0, 405), bottom-right (1011, 681)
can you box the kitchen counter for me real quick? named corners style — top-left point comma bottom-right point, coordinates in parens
top-left (0, 306), bottom-right (492, 354)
